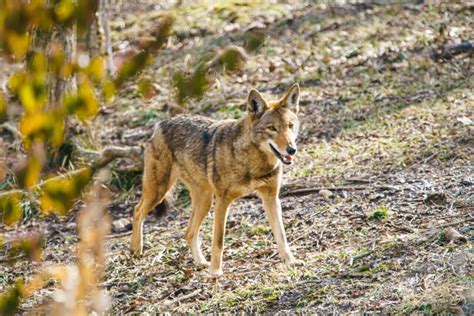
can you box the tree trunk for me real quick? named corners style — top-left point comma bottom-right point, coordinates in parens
top-left (83, 0), bottom-right (115, 75)
top-left (28, 24), bottom-right (77, 168)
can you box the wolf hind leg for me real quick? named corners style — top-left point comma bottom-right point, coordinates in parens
top-left (185, 187), bottom-right (213, 266)
top-left (130, 147), bottom-right (175, 256)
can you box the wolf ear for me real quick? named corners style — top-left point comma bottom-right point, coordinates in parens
top-left (282, 83), bottom-right (300, 114)
top-left (247, 89), bottom-right (267, 119)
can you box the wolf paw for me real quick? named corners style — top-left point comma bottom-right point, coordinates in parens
top-left (207, 268), bottom-right (224, 278)
top-left (130, 250), bottom-right (143, 257)
top-left (287, 258), bottom-right (305, 266)
top-left (130, 244), bottom-right (143, 257)
top-left (195, 260), bottom-right (210, 268)
top-left (283, 255), bottom-right (304, 267)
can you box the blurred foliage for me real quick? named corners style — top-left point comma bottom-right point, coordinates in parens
top-left (0, 0), bottom-right (97, 60)
top-left (39, 168), bottom-right (92, 215)
top-left (0, 0), bottom-right (174, 222)
top-left (0, 281), bottom-right (23, 316)
top-left (114, 15), bottom-right (174, 89)
top-left (14, 143), bottom-right (46, 188)
top-left (63, 78), bottom-right (100, 121)
top-left (0, 192), bottom-right (23, 225)
top-left (0, 92), bottom-right (7, 122)
top-left (47, 183), bottom-right (111, 314)
top-left (243, 30), bottom-right (265, 52)
top-left (137, 78), bottom-right (155, 100)
top-left (215, 46), bottom-right (247, 72)
top-left (0, 183), bottom-right (111, 315)
top-left (6, 233), bottom-right (45, 264)
top-left (173, 63), bottom-right (209, 104)
top-left (1, 2), bottom-right (173, 312)
top-left (173, 45), bottom-right (248, 104)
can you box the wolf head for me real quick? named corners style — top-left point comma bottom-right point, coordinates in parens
top-left (247, 83), bottom-right (300, 165)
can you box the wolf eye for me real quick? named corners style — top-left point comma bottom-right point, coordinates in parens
top-left (288, 123), bottom-right (294, 129)
top-left (268, 126), bottom-right (277, 132)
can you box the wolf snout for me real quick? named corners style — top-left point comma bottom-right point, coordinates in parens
top-left (286, 146), bottom-right (297, 156)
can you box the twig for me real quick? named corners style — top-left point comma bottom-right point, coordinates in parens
top-left (0, 189), bottom-right (25, 199)
top-left (345, 178), bottom-right (372, 184)
top-left (106, 226), bottom-right (166, 239)
top-left (0, 254), bottom-right (24, 263)
top-left (0, 145), bottom-right (143, 201)
top-left (241, 184), bottom-right (399, 200)
top-left (75, 145), bottom-right (143, 170)
top-left (338, 273), bottom-right (378, 280)
top-left (435, 217), bottom-right (474, 229)
top-left (279, 184), bottom-right (399, 198)
top-left (406, 152), bottom-right (437, 170)
top-left (106, 230), bottom-right (132, 239)
top-left (163, 289), bottom-right (201, 306)
top-left (351, 250), bottom-right (373, 262)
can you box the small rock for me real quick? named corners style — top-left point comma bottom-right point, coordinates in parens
top-left (461, 178), bottom-right (473, 186)
top-left (112, 218), bottom-right (132, 232)
top-left (66, 222), bottom-right (77, 230)
top-left (319, 189), bottom-right (333, 199)
top-left (443, 227), bottom-right (467, 244)
top-left (456, 116), bottom-right (473, 126)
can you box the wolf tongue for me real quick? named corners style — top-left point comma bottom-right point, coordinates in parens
top-left (283, 155), bottom-right (292, 162)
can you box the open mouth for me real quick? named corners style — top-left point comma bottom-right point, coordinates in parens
top-left (269, 144), bottom-right (293, 165)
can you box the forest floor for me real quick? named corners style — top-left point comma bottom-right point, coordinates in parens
top-left (1, 0), bottom-right (473, 313)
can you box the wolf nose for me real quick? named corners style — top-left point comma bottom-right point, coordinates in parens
top-left (286, 146), bottom-right (296, 155)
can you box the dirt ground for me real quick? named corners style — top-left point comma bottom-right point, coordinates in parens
top-left (1, 0), bottom-right (473, 313)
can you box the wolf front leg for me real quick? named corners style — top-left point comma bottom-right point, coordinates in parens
top-left (185, 189), bottom-right (213, 267)
top-left (209, 195), bottom-right (234, 276)
top-left (258, 189), bottom-right (296, 264)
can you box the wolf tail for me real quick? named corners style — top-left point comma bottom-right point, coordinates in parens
top-left (153, 191), bottom-right (174, 218)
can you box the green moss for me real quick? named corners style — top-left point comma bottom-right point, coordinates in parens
top-left (250, 224), bottom-right (271, 236)
top-left (368, 205), bottom-right (390, 221)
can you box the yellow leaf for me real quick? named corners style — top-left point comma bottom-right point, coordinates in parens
top-left (8, 71), bottom-right (27, 94)
top-left (0, 193), bottom-right (23, 226)
top-left (88, 56), bottom-right (105, 82)
top-left (0, 92), bottom-right (7, 121)
top-left (15, 153), bottom-right (43, 188)
top-left (19, 84), bottom-right (38, 113)
top-left (19, 112), bottom-right (65, 147)
top-left (39, 177), bottom-right (74, 215)
top-left (39, 168), bottom-right (92, 215)
top-left (64, 81), bottom-right (99, 121)
top-left (60, 62), bottom-right (75, 78)
top-left (101, 80), bottom-right (116, 102)
top-left (30, 53), bottom-right (47, 74)
top-left (55, 0), bottom-right (75, 22)
top-left (16, 74), bottom-right (47, 114)
top-left (7, 33), bottom-right (30, 59)
top-left (20, 112), bottom-right (48, 140)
